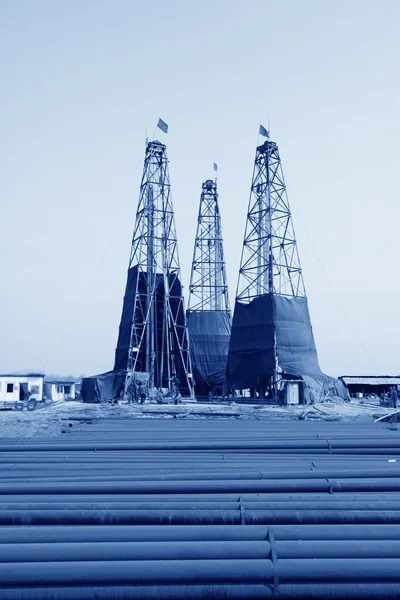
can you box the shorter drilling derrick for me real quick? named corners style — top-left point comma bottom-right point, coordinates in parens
top-left (225, 130), bottom-right (346, 403)
top-left (188, 180), bottom-right (230, 313)
top-left (114, 139), bottom-right (193, 399)
top-left (187, 179), bottom-right (231, 397)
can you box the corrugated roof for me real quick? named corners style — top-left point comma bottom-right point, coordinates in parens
top-left (340, 376), bottom-right (400, 386)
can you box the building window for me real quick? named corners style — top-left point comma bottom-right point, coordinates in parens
top-left (56, 385), bottom-right (63, 393)
top-left (30, 386), bottom-right (39, 394)
top-left (64, 385), bottom-right (71, 394)
top-left (6, 383), bottom-right (14, 394)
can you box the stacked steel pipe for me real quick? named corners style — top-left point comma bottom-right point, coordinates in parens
top-left (0, 418), bottom-right (400, 598)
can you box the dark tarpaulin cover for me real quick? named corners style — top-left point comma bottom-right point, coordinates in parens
top-left (81, 371), bottom-right (125, 404)
top-left (226, 293), bottom-right (348, 400)
top-left (187, 310), bottom-right (231, 394)
top-left (274, 295), bottom-right (320, 377)
top-left (114, 266), bottom-right (141, 373)
top-left (113, 266), bottom-right (189, 391)
top-left (274, 295), bottom-right (348, 400)
top-left (225, 294), bottom-right (275, 390)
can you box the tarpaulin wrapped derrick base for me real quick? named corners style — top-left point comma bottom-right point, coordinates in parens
top-left (82, 265), bottom-right (188, 403)
top-left (225, 294), bottom-right (275, 391)
top-left (113, 265), bottom-right (189, 392)
top-left (225, 293), bottom-right (347, 400)
top-left (113, 266), bottom-right (141, 374)
top-left (187, 311), bottom-right (231, 394)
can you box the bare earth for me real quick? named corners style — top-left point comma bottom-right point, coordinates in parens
top-left (0, 398), bottom-right (395, 440)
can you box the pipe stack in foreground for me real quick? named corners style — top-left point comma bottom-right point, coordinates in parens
top-left (0, 417), bottom-right (399, 598)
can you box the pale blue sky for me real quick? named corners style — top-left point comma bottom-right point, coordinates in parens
top-left (1, 0), bottom-right (399, 377)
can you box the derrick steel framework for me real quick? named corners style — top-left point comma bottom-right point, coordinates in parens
top-left (188, 179), bottom-right (230, 314)
top-left (124, 139), bottom-right (193, 396)
top-left (236, 138), bottom-right (305, 303)
top-left (231, 135), bottom-right (306, 398)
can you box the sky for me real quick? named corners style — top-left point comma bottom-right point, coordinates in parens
top-left (1, 0), bottom-right (399, 378)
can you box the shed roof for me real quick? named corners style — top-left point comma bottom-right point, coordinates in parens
top-left (45, 380), bottom-right (76, 385)
top-left (340, 376), bottom-right (400, 386)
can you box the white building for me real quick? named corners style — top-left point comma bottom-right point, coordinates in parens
top-left (44, 380), bottom-right (76, 401)
top-left (0, 373), bottom-right (44, 403)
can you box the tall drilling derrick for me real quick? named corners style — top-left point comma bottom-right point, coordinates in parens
top-left (225, 129), bottom-right (344, 401)
top-left (114, 139), bottom-right (193, 398)
top-left (187, 179), bottom-right (231, 396)
top-left (236, 139), bottom-right (305, 301)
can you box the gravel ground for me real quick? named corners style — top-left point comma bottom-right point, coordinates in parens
top-left (0, 397), bottom-right (393, 440)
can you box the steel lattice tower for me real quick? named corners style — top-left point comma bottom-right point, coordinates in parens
top-left (226, 133), bottom-right (308, 399)
top-left (118, 139), bottom-right (193, 397)
top-left (226, 130), bottom-right (345, 403)
top-left (188, 180), bottom-right (230, 314)
top-left (187, 178), bottom-right (231, 396)
top-left (236, 138), bottom-right (305, 303)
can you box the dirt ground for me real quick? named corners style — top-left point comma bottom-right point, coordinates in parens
top-left (0, 397), bottom-right (396, 440)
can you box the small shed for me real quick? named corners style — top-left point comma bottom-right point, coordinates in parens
top-left (339, 376), bottom-right (400, 397)
top-left (44, 380), bottom-right (76, 401)
top-left (0, 374), bottom-right (44, 403)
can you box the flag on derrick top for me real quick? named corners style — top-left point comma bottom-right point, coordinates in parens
top-left (213, 163), bottom-right (218, 172)
top-left (259, 124), bottom-right (269, 138)
top-left (157, 118), bottom-right (168, 133)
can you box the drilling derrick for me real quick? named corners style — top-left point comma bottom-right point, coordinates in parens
top-left (187, 179), bottom-right (231, 397)
top-left (188, 180), bottom-right (230, 312)
top-left (114, 139), bottom-right (193, 398)
top-left (236, 139), bottom-right (305, 301)
top-left (225, 130), bottom-right (346, 402)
